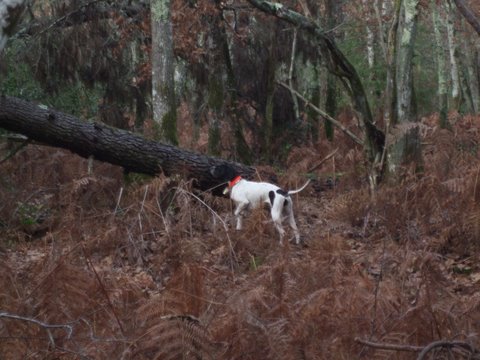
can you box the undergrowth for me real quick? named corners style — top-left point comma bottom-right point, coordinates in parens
top-left (1, 114), bottom-right (480, 359)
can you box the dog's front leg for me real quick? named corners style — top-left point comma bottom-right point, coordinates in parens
top-left (234, 202), bottom-right (249, 230)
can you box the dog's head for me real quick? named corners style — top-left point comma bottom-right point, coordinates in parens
top-left (210, 164), bottom-right (240, 195)
top-left (210, 164), bottom-right (239, 182)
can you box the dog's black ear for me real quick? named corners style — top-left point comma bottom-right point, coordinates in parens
top-left (210, 164), bottom-right (237, 181)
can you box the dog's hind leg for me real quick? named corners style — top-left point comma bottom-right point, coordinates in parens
top-left (284, 200), bottom-right (301, 244)
top-left (289, 214), bottom-right (301, 244)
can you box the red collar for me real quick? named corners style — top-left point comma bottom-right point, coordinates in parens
top-left (229, 176), bottom-right (242, 188)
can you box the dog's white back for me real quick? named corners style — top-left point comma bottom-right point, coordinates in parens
top-left (230, 180), bottom-right (280, 207)
top-left (227, 178), bottom-right (310, 244)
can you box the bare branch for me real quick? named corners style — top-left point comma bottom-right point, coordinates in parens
top-left (278, 81), bottom-right (363, 146)
top-left (355, 337), bottom-right (480, 359)
top-left (307, 148), bottom-right (338, 173)
top-left (0, 311), bottom-right (74, 347)
top-left (416, 340), bottom-right (480, 360)
top-left (287, 28), bottom-right (300, 122)
top-left (355, 337), bottom-right (423, 352)
top-left (452, 0), bottom-right (480, 36)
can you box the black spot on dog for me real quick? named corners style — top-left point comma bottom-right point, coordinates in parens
top-left (276, 189), bottom-right (288, 197)
top-left (269, 190), bottom-right (275, 206)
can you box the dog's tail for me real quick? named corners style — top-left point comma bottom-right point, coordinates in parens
top-left (287, 179), bottom-right (311, 195)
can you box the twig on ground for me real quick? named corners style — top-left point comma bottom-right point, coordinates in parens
top-left (355, 337), bottom-right (422, 352)
top-left (355, 338), bottom-right (480, 359)
top-left (416, 340), bottom-right (480, 360)
top-left (0, 312), bottom-right (73, 348)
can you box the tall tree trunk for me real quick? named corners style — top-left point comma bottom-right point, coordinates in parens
top-left (387, 0), bottom-right (423, 178)
top-left (206, 11), bottom-right (227, 157)
top-left (324, 0), bottom-right (340, 141)
top-left (287, 28), bottom-right (301, 123)
top-left (0, 0), bottom-right (26, 53)
top-left (218, 8), bottom-right (252, 164)
top-left (373, 0), bottom-right (388, 61)
top-left (151, 0), bottom-right (178, 144)
top-left (362, 0), bottom-right (375, 69)
top-left (264, 30), bottom-right (276, 158)
top-left (462, 24), bottom-right (480, 113)
top-left (432, 2), bottom-right (449, 128)
top-left (207, 75), bottom-right (223, 156)
top-left (384, 0), bottom-right (401, 130)
top-left (395, 0), bottom-right (419, 123)
top-left (445, 1), bottom-right (462, 110)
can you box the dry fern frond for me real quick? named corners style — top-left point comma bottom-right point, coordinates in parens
top-left (132, 314), bottom-right (218, 360)
top-left (441, 177), bottom-right (468, 194)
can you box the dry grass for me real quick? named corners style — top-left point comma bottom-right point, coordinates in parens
top-left (1, 114), bottom-right (480, 359)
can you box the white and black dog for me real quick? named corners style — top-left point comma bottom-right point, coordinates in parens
top-left (211, 165), bottom-right (310, 244)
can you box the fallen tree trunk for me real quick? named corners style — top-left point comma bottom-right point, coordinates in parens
top-left (0, 95), bottom-right (255, 195)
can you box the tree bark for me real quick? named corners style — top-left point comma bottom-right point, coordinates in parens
top-left (452, 0), bottom-right (480, 36)
top-left (462, 21), bottom-right (480, 113)
top-left (445, 1), bottom-right (461, 110)
top-left (0, 0), bottom-right (26, 52)
top-left (324, 0), bottom-right (340, 142)
top-left (395, 0), bottom-right (419, 123)
top-left (432, 2), bottom-right (449, 128)
top-left (151, 0), bottom-right (178, 144)
top-left (362, 0), bottom-right (375, 69)
top-left (387, 0), bottom-right (423, 179)
top-left (0, 96), bottom-right (255, 195)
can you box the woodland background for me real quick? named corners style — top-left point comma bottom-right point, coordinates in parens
top-left (1, 0), bottom-right (480, 359)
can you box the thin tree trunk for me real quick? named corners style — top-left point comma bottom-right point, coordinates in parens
top-left (363, 0), bottom-right (375, 69)
top-left (395, 0), bottom-right (419, 123)
top-left (151, 0), bottom-right (178, 144)
top-left (432, 2), bottom-right (449, 128)
top-left (324, 0), bottom-right (339, 141)
top-left (384, 0), bottom-right (401, 128)
top-left (288, 28), bottom-right (301, 123)
top-left (325, 73), bottom-right (336, 141)
top-left (0, 95), bottom-right (254, 195)
top-left (264, 31), bottom-right (276, 158)
top-left (207, 8), bottom-right (228, 157)
top-left (445, 1), bottom-right (461, 110)
top-left (207, 75), bottom-right (222, 156)
top-left (373, 0), bottom-right (388, 61)
top-left (0, 0), bottom-right (26, 53)
top-left (217, 8), bottom-right (252, 164)
top-left (387, 0), bottom-right (423, 178)
top-left (462, 24), bottom-right (480, 113)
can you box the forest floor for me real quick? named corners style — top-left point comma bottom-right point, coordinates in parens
top-left (1, 113), bottom-right (480, 359)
